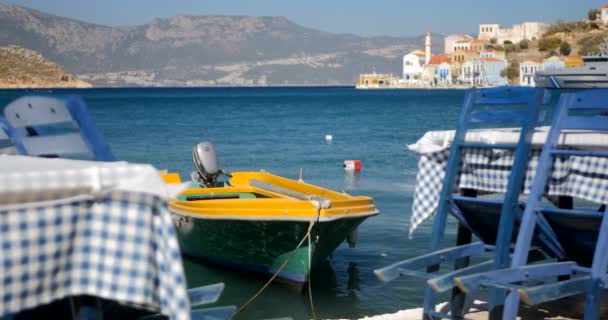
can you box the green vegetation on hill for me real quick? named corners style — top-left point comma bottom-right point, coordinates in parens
top-left (495, 10), bottom-right (607, 85)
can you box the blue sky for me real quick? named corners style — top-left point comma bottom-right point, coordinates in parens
top-left (7, 0), bottom-right (608, 37)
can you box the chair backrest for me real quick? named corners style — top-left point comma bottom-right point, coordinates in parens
top-left (553, 89), bottom-right (608, 132)
top-left (3, 95), bottom-right (115, 161)
top-left (430, 86), bottom-right (547, 251)
top-left (510, 89), bottom-right (608, 269)
top-left (0, 117), bottom-right (18, 155)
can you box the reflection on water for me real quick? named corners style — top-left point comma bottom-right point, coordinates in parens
top-left (347, 262), bottom-right (360, 292)
top-left (342, 171), bottom-right (361, 192)
top-left (183, 256), bottom-right (367, 319)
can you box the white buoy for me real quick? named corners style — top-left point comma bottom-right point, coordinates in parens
top-left (324, 134), bottom-right (333, 142)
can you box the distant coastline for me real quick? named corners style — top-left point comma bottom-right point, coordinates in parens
top-left (0, 84), bottom-right (480, 90)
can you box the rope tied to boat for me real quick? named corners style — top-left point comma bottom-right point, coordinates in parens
top-left (234, 201), bottom-right (326, 319)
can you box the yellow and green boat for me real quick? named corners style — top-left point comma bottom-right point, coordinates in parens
top-left (165, 143), bottom-right (378, 286)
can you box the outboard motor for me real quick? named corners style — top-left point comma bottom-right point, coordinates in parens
top-left (192, 141), bottom-right (226, 187)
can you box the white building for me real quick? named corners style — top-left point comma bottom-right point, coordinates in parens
top-left (402, 31), bottom-right (432, 83)
top-left (520, 59), bottom-right (543, 87)
top-left (480, 50), bottom-right (506, 60)
top-left (601, 4), bottom-right (608, 23)
top-left (452, 40), bottom-right (472, 52)
top-left (462, 58), bottom-right (508, 87)
top-left (517, 56), bottom-right (566, 87)
top-left (402, 50), bottom-right (426, 82)
top-left (444, 34), bottom-right (473, 54)
top-left (478, 22), bottom-right (550, 44)
top-left (426, 55), bottom-right (452, 86)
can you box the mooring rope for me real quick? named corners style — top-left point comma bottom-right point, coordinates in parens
top-left (307, 207), bottom-right (321, 320)
top-left (234, 207), bottom-right (321, 317)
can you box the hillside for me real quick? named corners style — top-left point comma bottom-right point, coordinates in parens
top-left (490, 21), bottom-right (607, 84)
top-left (0, 3), bottom-right (443, 86)
top-left (0, 45), bottom-right (91, 88)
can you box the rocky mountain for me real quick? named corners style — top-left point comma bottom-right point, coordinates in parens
top-left (0, 3), bottom-right (443, 86)
top-left (0, 45), bottom-right (91, 88)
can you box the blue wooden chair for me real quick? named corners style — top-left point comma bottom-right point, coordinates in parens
top-left (0, 117), bottom-right (17, 155)
top-left (373, 86), bottom-right (563, 319)
top-left (455, 89), bottom-right (608, 320)
top-left (2, 95), bottom-right (115, 160)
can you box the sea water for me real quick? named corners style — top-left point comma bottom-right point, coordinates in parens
top-left (0, 87), bottom-right (466, 319)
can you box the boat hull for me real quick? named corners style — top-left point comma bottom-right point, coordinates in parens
top-left (535, 73), bottom-right (608, 89)
top-left (171, 213), bottom-right (371, 286)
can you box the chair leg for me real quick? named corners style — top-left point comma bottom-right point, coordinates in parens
top-left (423, 286), bottom-right (438, 320)
top-left (502, 291), bottom-right (521, 320)
top-left (583, 278), bottom-right (603, 320)
top-left (450, 223), bottom-right (473, 317)
top-left (585, 211), bottom-right (608, 320)
top-left (557, 196), bottom-right (573, 282)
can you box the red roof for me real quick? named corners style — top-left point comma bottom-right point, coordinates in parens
top-left (603, 4), bottom-right (608, 8)
top-left (455, 39), bottom-right (472, 44)
top-left (428, 54), bottom-right (451, 65)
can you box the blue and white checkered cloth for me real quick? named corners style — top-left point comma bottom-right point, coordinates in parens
top-left (0, 191), bottom-right (190, 319)
top-left (410, 148), bottom-right (608, 237)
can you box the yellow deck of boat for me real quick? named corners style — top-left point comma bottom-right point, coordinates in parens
top-left (164, 171), bottom-right (379, 221)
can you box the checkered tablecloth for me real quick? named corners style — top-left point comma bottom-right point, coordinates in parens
top-left (0, 156), bottom-right (190, 319)
top-left (409, 147), bottom-right (608, 237)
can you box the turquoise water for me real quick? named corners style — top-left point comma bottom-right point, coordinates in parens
top-left (0, 87), bottom-right (466, 319)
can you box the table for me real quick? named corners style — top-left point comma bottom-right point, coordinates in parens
top-left (408, 128), bottom-right (608, 238)
top-left (0, 156), bottom-right (190, 319)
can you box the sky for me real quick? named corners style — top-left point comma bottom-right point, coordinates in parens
top-left (7, 0), bottom-right (608, 37)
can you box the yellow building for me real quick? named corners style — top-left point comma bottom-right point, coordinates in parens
top-left (451, 49), bottom-right (481, 80)
top-left (470, 39), bottom-right (487, 51)
top-left (357, 73), bottom-right (396, 88)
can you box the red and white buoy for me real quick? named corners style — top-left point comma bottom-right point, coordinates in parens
top-left (343, 160), bottom-right (362, 172)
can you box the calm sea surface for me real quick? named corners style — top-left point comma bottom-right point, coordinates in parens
top-left (0, 87), bottom-right (466, 319)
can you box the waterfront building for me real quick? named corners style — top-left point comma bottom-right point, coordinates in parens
top-left (461, 58), bottom-right (508, 86)
top-left (358, 73), bottom-right (397, 88)
top-left (520, 59), bottom-right (543, 86)
top-left (602, 4), bottom-right (608, 23)
top-left (517, 57), bottom-right (570, 87)
top-left (403, 32), bottom-right (432, 83)
top-left (451, 49), bottom-right (481, 81)
top-left (452, 39), bottom-right (472, 52)
top-left (469, 39), bottom-right (487, 51)
top-left (444, 34), bottom-right (474, 54)
top-left (478, 22), bottom-right (550, 44)
top-left (402, 49), bottom-right (426, 82)
top-left (480, 49), bottom-right (506, 60)
top-left (426, 54), bottom-right (452, 85)
top-left (480, 58), bottom-right (508, 86)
